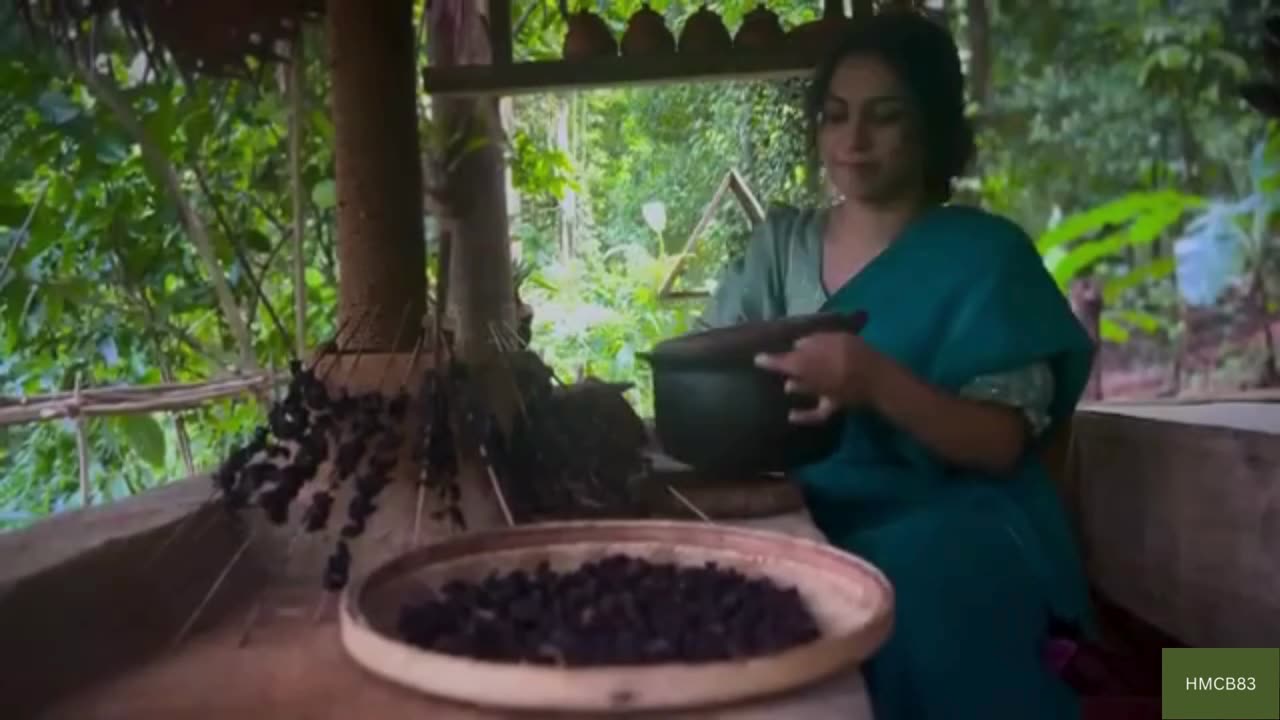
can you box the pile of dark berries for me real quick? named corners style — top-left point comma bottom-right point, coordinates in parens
top-left (397, 554), bottom-right (822, 665)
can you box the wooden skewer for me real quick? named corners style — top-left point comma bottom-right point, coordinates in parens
top-left (412, 483), bottom-right (427, 548)
top-left (479, 444), bottom-right (515, 527)
top-left (72, 373), bottom-right (92, 508)
top-left (399, 332), bottom-right (426, 391)
top-left (173, 531), bottom-right (256, 649)
top-left (488, 322), bottom-right (529, 422)
top-left (307, 314), bottom-right (355, 374)
top-left (142, 489), bottom-right (220, 571)
top-left (667, 485), bottom-right (714, 523)
top-left (377, 304), bottom-right (414, 395)
top-left (238, 513), bottom-right (314, 647)
top-left (321, 308), bottom-right (370, 381)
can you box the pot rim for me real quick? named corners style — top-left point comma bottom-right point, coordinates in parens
top-left (642, 311), bottom-right (867, 368)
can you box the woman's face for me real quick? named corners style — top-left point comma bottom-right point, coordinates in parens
top-left (817, 55), bottom-right (924, 206)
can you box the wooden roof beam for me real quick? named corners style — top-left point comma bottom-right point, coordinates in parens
top-left (421, 47), bottom-right (824, 98)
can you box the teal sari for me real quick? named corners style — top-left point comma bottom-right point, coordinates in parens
top-left (704, 205), bottom-right (1094, 719)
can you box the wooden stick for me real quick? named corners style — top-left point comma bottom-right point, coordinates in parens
top-left (320, 308), bottom-right (370, 380)
top-left (308, 313), bottom-right (355, 373)
top-left (0, 373), bottom-right (278, 405)
top-left (378, 304), bottom-right (414, 394)
top-left (400, 332), bottom-right (426, 390)
top-left (73, 374), bottom-right (91, 508)
top-left (173, 531), bottom-right (255, 649)
top-left (191, 165), bottom-right (292, 352)
top-left (240, 519), bottom-right (309, 647)
top-left (0, 181), bottom-right (49, 284)
top-left (412, 484), bottom-right (427, 547)
top-left (479, 445), bottom-right (515, 527)
top-left (667, 485), bottom-right (713, 523)
top-left (142, 489), bottom-right (219, 571)
top-left (289, 38), bottom-right (308, 360)
top-left (488, 322), bottom-right (528, 422)
top-left (0, 376), bottom-right (281, 427)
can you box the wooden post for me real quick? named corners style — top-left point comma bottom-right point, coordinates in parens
top-left (488, 0), bottom-right (513, 66)
top-left (327, 0), bottom-right (427, 351)
top-left (425, 0), bottom-right (519, 534)
top-left (428, 1), bottom-right (517, 371)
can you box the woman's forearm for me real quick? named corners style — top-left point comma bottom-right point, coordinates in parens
top-left (867, 360), bottom-right (1029, 475)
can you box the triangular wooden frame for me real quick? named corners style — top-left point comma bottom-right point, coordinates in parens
top-left (658, 168), bottom-right (766, 301)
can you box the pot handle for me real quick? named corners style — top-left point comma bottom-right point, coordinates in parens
top-left (839, 309), bottom-right (869, 335)
top-left (810, 309), bottom-right (869, 337)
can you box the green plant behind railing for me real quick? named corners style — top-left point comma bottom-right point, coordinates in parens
top-left (1036, 189), bottom-right (1203, 343)
top-left (523, 243), bottom-right (698, 417)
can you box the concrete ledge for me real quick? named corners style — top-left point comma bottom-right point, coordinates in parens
top-left (1071, 408), bottom-right (1280, 647)
top-left (0, 476), bottom-right (263, 718)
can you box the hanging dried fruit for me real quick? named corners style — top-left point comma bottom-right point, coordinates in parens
top-left (678, 5), bottom-right (732, 55)
top-left (621, 3), bottom-right (676, 56)
top-left (563, 10), bottom-right (617, 60)
top-left (733, 5), bottom-right (786, 51)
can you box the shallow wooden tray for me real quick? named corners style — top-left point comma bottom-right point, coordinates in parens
top-left (340, 520), bottom-right (893, 713)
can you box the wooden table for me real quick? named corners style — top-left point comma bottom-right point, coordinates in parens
top-left (43, 507), bottom-right (875, 720)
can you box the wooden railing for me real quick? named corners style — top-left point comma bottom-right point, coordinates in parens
top-left (0, 372), bottom-right (281, 508)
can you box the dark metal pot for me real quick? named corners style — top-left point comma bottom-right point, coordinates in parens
top-left (639, 311), bottom-right (868, 473)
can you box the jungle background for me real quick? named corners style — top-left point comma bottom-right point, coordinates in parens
top-left (1, 0), bottom-right (1278, 530)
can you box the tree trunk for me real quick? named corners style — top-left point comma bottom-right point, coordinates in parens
top-left (327, 0), bottom-right (426, 351)
top-left (431, 9), bottom-right (516, 365)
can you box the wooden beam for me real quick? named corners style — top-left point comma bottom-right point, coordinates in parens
top-left (658, 169), bottom-right (766, 302)
top-left (422, 47), bottom-right (825, 97)
top-left (487, 0), bottom-right (513, 66)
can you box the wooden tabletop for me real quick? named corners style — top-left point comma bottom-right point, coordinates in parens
top-left (44, 509), bottom-right (874, 720)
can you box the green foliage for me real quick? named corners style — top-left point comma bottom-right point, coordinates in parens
top-left (2, 0), bottom-right (1276, 532)
top-left (0, 21), bottom-right (336, 527)
top-left (524, 244), bottom-right (698, 416)
top-left (1038, 190), bottom-right (1203, 287)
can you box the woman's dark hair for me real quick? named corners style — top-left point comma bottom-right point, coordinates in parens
top-left (806, 11), bottom-right (975, 203)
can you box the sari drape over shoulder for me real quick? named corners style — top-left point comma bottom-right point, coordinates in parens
top-left (698, 205), bottom-right (1096, 720)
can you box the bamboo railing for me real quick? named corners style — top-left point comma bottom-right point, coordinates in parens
top-left (0, 372), bottom-right (283, 508)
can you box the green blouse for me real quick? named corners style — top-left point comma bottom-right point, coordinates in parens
top-left (696, 207), bottom-right (1055, 436)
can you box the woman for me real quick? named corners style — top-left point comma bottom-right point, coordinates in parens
top-left (697, 12), bottom-right (1094, 720)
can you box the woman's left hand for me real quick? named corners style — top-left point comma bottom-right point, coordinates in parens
top-left (754, 332), bottom-right (888, 425)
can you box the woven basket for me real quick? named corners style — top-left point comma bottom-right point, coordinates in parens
top-left (341, 520), bottom-right (892, 713)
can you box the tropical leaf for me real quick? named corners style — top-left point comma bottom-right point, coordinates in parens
top-left (1103, 256), bottom-right (1176, 303)
top-left (1099, 317), bottom-right (1131, 344)
top-left (115, 414), bottom-right (167, 468)
top-left (1035, 190), bottom-right (1200, 255)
